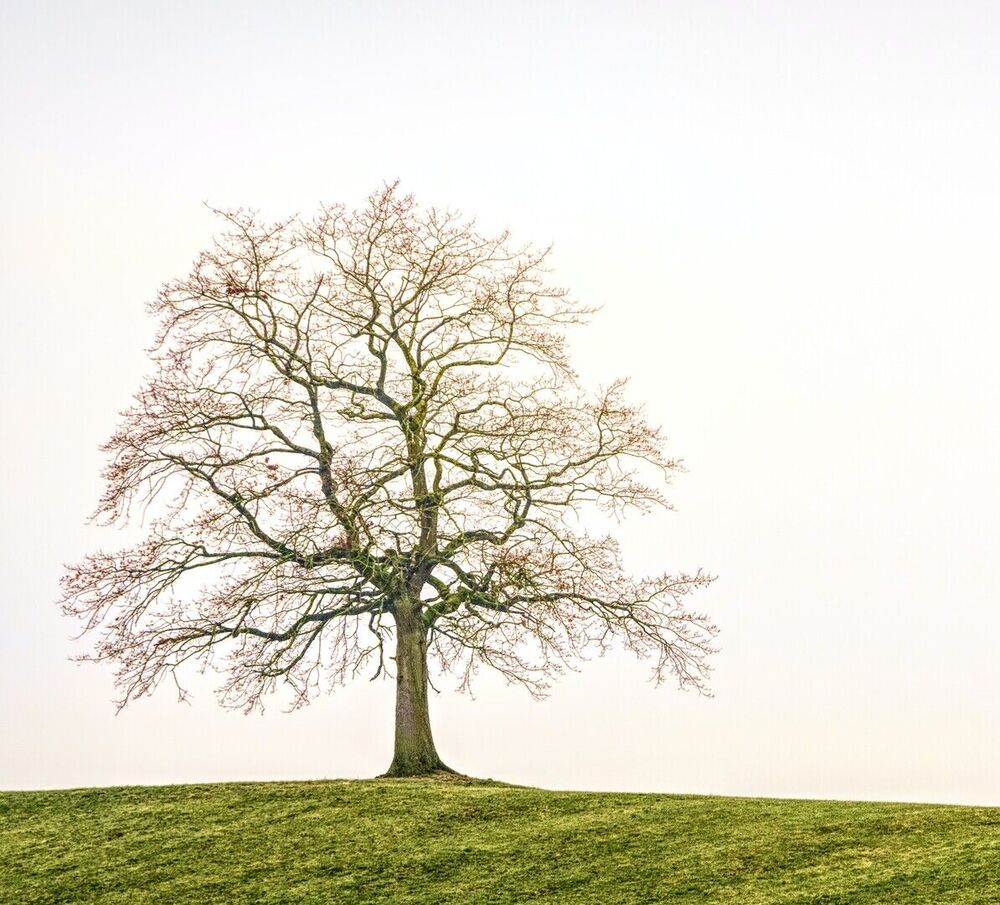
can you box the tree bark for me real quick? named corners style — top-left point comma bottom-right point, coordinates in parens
top-left (383, 601), bottom-right (452, 776)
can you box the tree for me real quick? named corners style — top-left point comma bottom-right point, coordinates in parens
top-left (62, 185), bottom-right (717, 776)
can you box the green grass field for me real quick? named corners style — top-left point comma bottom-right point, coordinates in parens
top-left (2, 776), bottom-right (998, 903)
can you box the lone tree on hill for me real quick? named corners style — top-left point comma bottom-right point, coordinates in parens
top-left (62, 185), bottom-right (717, 776)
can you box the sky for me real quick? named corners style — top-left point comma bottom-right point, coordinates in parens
top-left (2, 0), bottom-right (999, 804)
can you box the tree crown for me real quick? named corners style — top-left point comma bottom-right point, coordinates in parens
top-left (62, 184), bottom-right (716, 711)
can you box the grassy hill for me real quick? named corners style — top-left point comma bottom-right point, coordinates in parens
top-left (2, 777), bottom-right (998, 903)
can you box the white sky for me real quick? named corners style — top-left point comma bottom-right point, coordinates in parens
top-left (2, 0), bottom-right (999, 804)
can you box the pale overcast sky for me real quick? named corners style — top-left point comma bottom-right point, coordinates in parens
top-left (2, 1), bottom-right (999, 804)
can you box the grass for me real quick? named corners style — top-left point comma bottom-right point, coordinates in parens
top-left (2, 776), bottom-right (998, 903)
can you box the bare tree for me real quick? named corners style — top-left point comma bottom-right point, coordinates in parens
top-left (62, 185), bottom-right (716, 776)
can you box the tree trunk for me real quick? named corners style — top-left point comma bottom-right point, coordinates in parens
top-left (383, 601), bottom-right (452, 776)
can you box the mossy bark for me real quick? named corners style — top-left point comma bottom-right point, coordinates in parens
top-left (383, 602), bottom-right (452, 777)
